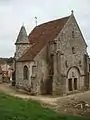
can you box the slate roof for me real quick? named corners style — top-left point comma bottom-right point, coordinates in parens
top-left (17, 16), bottom-right (70, 62)
top-left (15, 26), bottom-right (30, 44)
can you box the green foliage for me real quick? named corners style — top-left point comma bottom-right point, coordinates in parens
top-left (0, 93), bottom-right (89, 120)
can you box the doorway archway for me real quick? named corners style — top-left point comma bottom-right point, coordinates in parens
top-left (67, 66), bottom-right (80, 91)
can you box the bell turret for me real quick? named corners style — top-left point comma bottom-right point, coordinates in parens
top-left (15, 25), bottom-right (30, 60)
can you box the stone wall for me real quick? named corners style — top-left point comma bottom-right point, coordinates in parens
top-left (15, 44), bottom-right (30, 60)
top-left (87, 57), bottom-right (90, 88)
top-left (51, 15), bottom-right (87, 95)
top-left (34, 45), bottom-right (49, 95)
top-left (16, 61), bottom-right (34, 91)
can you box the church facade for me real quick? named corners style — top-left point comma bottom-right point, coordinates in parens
top-left (14, 12), bottom-right (90, 95)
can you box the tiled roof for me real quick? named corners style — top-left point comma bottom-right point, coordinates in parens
top-left (17, 16), bottom-right (70, 62)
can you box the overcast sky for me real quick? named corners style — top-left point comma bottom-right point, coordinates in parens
top-left (0, 0), bottom-right (90, 58)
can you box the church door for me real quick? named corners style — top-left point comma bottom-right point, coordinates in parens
top-left (74, 78), bottom-right (77, 90)
top-left (68, 78), bottom-right (72, 91)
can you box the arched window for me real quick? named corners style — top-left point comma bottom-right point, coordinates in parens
top-left (72, 31), bottom-right (75, 38)
top-left (72, 47), bottom-right (75, 54)
top-left (23, 65), bottom-right (28, 80)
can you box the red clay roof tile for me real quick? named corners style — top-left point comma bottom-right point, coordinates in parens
top-left (17, 16), bottom-right (70, 62)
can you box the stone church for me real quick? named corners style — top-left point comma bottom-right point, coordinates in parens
top-left (14, 11), bottom-right (90, 95)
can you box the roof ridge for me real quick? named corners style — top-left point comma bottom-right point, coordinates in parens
top-left (36, 16), bottom-right (70, 28)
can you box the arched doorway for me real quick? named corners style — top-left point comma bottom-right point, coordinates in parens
top-left (67, 66), bottom-right (80, 91)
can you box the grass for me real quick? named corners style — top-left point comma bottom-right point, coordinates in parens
top-left (0, 92), bottom-right (89, 120)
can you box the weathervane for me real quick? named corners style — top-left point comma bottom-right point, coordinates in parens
top-left (35, 16), bottom-right (37, 26)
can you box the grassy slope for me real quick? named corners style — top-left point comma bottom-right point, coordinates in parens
top-left (0, 93), bottom-right (89, 120)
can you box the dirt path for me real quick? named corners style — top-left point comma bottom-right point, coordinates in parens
top-left (0, 83), bottom-right (58, 105)
top-left (0, 83), bottom-right (90, 106)
top-left (0, 83), bottom-right (90, 117)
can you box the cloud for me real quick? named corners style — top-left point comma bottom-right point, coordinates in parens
top-left (0, 0), bottom-right (90, 57)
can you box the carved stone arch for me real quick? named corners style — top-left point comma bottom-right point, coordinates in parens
top-left (67, 66), bottom-right (81, 78)
top-left (67, 66), bottom-right (81, 91)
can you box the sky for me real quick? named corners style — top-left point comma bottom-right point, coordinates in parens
top-left (0, 0), bottom-right (90, 58)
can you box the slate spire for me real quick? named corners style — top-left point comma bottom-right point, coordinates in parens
top-left (15, 25), bottom-right (29, 44)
